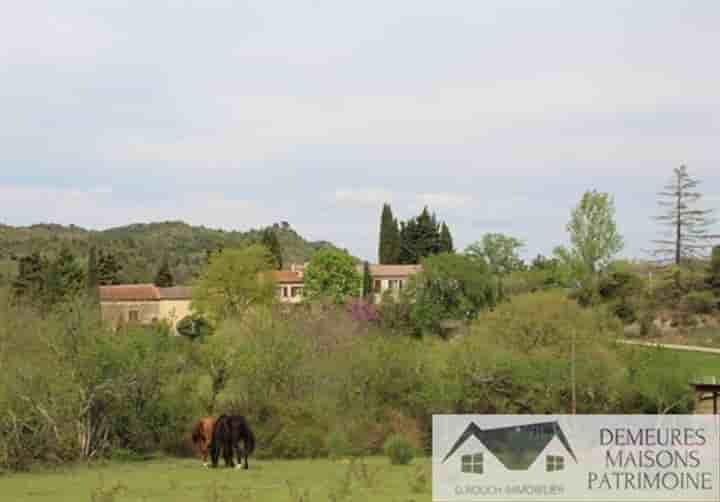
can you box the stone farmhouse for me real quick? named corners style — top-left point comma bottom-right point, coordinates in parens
top-left (99, 284), bottom-right (193, 332)
top-left (99, 263), bottom-right (420, 331)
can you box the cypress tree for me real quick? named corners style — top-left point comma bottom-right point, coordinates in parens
top-left (154, 258), bottom-right (175, 287)
top-left (362, 261), bottom-right (373, 298)
top-left (261, 228), bottom-right (283, 270)
top-left (398, 219), bottom-right (418, 264)
top-left (439, 222), bottom-right (454, 253)
top-left (416, 207), bottom-right (439, 260)
top-left (379, 203), bottom-right (399, 264)
top-left (390, 217), bottom-right (401, 263)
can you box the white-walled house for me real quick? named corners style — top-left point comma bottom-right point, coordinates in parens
top-left (99, 262), bottom-right (423, 328)
top-left (365, 264), bottom-right (422, 302)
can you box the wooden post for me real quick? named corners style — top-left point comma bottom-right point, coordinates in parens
top-left (571, 328), bottom-right (576, 415)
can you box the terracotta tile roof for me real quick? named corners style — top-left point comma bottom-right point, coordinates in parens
top-left (99, 284), bottom-right (192, 301)
top-left (158, 286), bottom-right (192, 300)
top-left (272, 270), bottom-right (304, 284)
top-left (99, 284), bottom-right (160, 302)
top-left (369, 264), bottom-right (422, 277)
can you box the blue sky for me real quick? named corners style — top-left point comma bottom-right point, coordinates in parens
top-left (1, 1), bottom-right (719, 262)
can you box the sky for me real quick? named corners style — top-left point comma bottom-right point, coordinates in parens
top-left (1, 1), bottom-right (719, 262)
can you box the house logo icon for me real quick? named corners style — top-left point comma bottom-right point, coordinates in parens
top-left (442, 421), bottom-right (577, 475)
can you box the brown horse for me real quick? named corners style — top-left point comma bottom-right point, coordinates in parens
top-left (191, 417), bottom-right (216, 467)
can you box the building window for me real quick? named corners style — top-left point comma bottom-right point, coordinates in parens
top-left (373, 279), bottom-right (382, 293)
top-left (461, 454), bottom-right (483, 474)
top-left (128, 310), bottom-right (139, 322)
top-left (546, 455), bottom-right (564, 472)
top-left (388, 279), bottom-right (398, 290)
top-left (278, 287), bottom-right (288, 298)
top-left (398, 280), bottom-right (404, 290)
top-left (291, 286), bottom-right (303, 298)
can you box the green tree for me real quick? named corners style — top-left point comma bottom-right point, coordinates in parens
top-left (398, 207), bottom-right (441, 264)
top-left (86, 245), bottom-right (99, 297)
top-left (555, 190), bottom-right (623, 305)
top-left (378, 203), bottom-right (400, 264)
top-left (261, 227), bottom-right (283, 270)
top-left (406, 253), bottom-right (496, 336)
top-left (466, 233), bottom-right (525, 300)
top-left (303, 249), bottom-right (361, 304)
top-left (191, 245), bottom-right (276, 323)
top-left (154, 258), bottom-right (175, 287)
top-left (653, 165), bottom-right (718, 265)
top-left (466, 234), bottom-right (525, 275)
top-left (438, 222), bottom-right (454, 253)
top-left (708, 245), bottom-right (720, 293)
top-left (567, 190), bottom-right (623, 276)
top-left (362, 260), bottom-right (373, 298)
top-left (11, 252), bottom-right (47, 304)
top-left (97, 250), bottom-right (122, 285)
top-left (45, 247), bottom-right (85, 307)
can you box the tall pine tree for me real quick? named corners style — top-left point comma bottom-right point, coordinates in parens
top-left (261, 228), bottom-right (283, 270)
top-left (439, 222), bottom-right (454, 253)
top-left (379, 203), bottom-right (401, 264)
top-left (653, 165), bottom-right (718, 264)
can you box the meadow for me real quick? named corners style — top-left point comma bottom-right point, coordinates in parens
top-left (1, 456), bottom-right (432, 502)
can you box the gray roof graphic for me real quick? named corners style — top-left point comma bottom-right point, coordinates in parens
top-left (442, 421), bottom-right (577, 470)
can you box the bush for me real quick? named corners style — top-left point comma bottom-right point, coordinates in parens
top-left (611, 297), bottom-right (638, 324)
top-left (384, 435), bottom-right (415, 465)
top-left (326, 429), bottom-right (357, 459)
top-left (685, 291), bottom-right (717, 314)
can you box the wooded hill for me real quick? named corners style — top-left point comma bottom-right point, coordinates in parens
top-left (0, 221), bottom-right (347, 285)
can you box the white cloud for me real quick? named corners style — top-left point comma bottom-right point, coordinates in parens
top-left (0, 186), bottom-right (261, 231)
top-left (417, 192), bottom-right (471, 210)
top-left (334, 188), bottom-right (394, 207)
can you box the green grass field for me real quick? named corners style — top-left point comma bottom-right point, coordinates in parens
top-left (0, 456), bottom-right (432, 502)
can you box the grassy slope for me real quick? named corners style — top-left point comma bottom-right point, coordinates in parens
top-left (1, 457), bottom-right (431, 502)
top-left (666, 347), bottom-right (720, 377)
top-left (0, 221), bottom-right (348, 285)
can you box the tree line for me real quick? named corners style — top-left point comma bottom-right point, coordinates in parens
top-left (378, 204), bottom-right (454, 264)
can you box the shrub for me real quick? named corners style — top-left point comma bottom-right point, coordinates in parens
top-left (639, 311), bottom-right (657, 337)
top-left (685, 291), bottom-right (716, 314)
top-left (611, 297), bottom-right (638, 324)
top-left (384, 435), bottom-right (415, 465)
top-left (326, 429), bottom-right (357, 459)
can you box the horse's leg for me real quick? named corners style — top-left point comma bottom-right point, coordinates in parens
top-left (210, 441), bottom-right (220, 468)
top-left (233, 441), bottom-right (243, 470)
top-left (224, 439), bottom-right (234, 468)
top-left (241, 437), bottom-right (249, 470)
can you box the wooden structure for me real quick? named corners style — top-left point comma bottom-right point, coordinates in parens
top-left (690, 378), bottom-right (720, 414)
